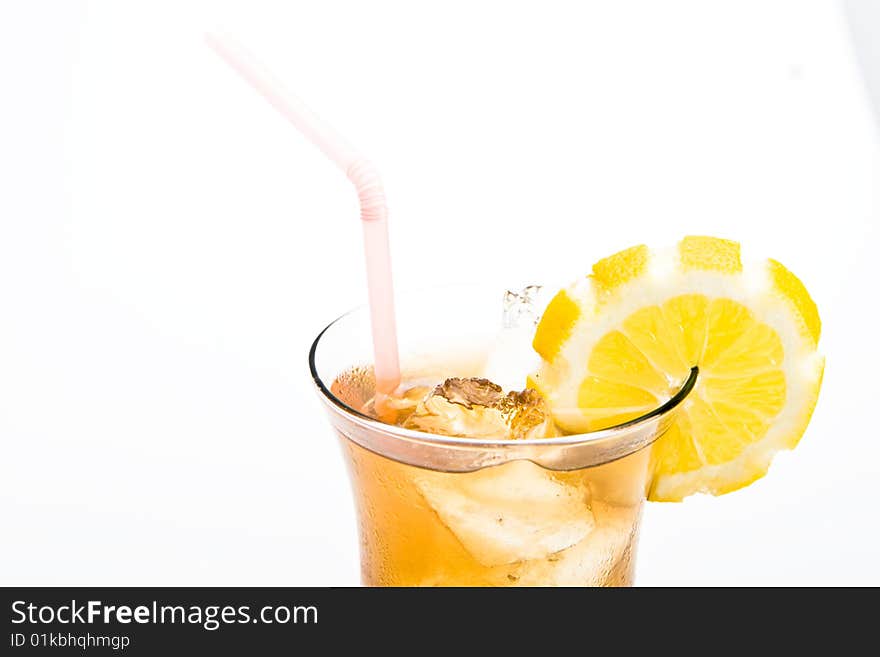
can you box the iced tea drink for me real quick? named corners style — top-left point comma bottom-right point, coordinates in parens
top-left (311, 286), bottom-right (695, 587)
top-left (334, 374), bottom-right (649, 586)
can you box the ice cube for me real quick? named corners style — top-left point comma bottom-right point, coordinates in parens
top-left (416, 460), bottom-right (595, 566)
top-left (402, 377), bottom-right (555, 440)
top-left (364, 384), bottom-right (433, 425)
top-left (513, 504), bottom-right (636, 586)
top-left (501, 285), bottom-right (545, 329)
top-left (481, 326), bottom-right (539, 392)
top-left (483, 285), bottom-right (547, 390)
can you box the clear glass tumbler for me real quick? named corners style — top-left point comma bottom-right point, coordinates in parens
top-left (310, 285), bottom-right (695, 586)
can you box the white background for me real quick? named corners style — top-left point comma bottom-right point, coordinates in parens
top-left (1, 0), bottom-right (878, 586)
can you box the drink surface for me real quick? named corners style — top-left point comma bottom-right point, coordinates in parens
top-left (331, 360), bottom-right (650, 587)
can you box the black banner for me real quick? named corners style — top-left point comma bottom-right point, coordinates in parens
top-left (0, 587), bottom-right (867, 653)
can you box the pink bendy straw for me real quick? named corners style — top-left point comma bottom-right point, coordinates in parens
top-left (206, 34), bottom-right (401, 395)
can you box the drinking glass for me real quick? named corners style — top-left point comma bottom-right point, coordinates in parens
top-left (310, 285), bottom-right (696, 586)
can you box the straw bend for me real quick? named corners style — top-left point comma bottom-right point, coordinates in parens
top-left (347, 159), bottom-right (388, 223)
top-left (207, 32), bottom-right (401, 393)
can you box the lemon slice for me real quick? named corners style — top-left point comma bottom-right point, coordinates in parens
top-left (530, 236), bottom-right (824, 501)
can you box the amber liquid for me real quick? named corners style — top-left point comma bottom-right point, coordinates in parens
top-left (331, 363), bottom-right (651, 587)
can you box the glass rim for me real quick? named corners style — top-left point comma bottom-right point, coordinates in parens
top-left (308, 301), bottom-right (699, 449)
